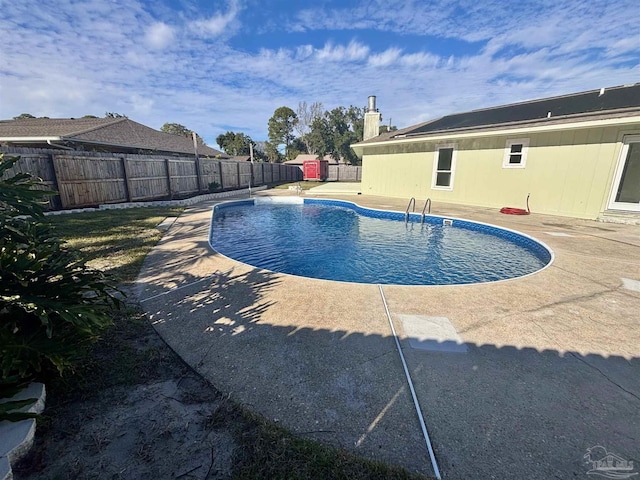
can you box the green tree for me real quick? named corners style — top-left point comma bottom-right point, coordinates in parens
top-left (252, 142), bottom-right (269, 162)
top-left (216, 131), bottom-right (255, 156)
top-left (287, 137), bottom-right (306, 161)
top-left (267, 106), bottom-right (297, 160)
top-left (162, 123), bottom-right (207, 148)
top-left (328, 106), bottom-right (363, 165)
top-left (263, 141), bottom-right (281, 163)
top-left (161, 122), bottom-right (192, 137)
top-left (12, 113), bottom-right (35, 120)
top-left (82, 115), bottom-right (99, 119)
top-left (307, 115), bottom-right (333, 158)
top-left (306, 106), bottom-right (364, 164)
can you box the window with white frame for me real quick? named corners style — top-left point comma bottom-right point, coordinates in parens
top-left (432, 143), bottom-right (457, 190)
top-left (503, 138), bottom-right (529, 168)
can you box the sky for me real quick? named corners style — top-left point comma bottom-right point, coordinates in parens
top-left (1, 0), bottom-right (639, 147)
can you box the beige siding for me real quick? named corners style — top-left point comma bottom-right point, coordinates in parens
top-left (361, 124), bottom-right (640, 219)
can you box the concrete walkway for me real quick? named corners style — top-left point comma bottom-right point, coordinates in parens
top-left (135, 191), bottom-right (640, 479)
top-left (307, 182), bottom-right (362, 195)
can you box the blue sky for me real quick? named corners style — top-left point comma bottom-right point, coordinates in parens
top-left (2, 0), bottom-right (639, 147)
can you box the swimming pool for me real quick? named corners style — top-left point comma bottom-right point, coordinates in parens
top-left (209, 198), bottom-right (553, 286)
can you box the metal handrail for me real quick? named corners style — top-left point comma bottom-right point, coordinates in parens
top-left (405, 197), bottom-right (416, 223)
top-left (421, 198), bottom-right (431, 224)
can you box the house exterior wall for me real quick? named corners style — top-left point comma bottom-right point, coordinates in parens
top-left (360, 123), bottom-right (640, 219)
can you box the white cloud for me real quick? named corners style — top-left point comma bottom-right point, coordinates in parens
top-left (315, 41), bottom-right (370, 62)
top-left (368, 48), bottom-right (402, 67)
top-left (190, 0), bottom-right (241, 37)
top-left (295, 44), bottom-right (314, 59)
top-left (400, 52), bottom-right (441, 68)
top-left (145, 22), bottom-right (175, 49)
top-left (129, 94), bottom-right (155, 114)
top-left (1, 0), bottom-right (638, 147)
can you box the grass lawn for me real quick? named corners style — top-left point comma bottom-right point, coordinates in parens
top-left (21, 206), bottom-right (431, 480)
top-left (47, 207), bottom-right (184, 284)
top-left (274, 180), bottom-right (328, 190)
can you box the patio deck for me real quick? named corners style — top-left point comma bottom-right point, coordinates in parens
top-left (135, 191), bottom-right (640, 479)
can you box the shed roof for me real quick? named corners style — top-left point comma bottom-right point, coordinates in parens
top-left (0, 117), bottom-right (226, 156)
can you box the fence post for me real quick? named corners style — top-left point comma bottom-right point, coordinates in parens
top-left (121, 156), bottom-right (132, 202)
top-left (192, 132), bottom-right (204, 193)
top-left (196, 155), bottom-right (207, 193)
top-left (195, 157), bottom-right (204, 193)
top-left (164, 158), bottom-right (173, 199)
top-left (50, 155), bottom-right (68, 209)
top-left (47, 153), bottom-right (62, 209)
top-left (218, 161), bottom-right (225, 190)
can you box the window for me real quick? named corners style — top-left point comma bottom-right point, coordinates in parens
top-left (432, 143), bottom-right (457, 190)
top-left (503, 138), bottom-right (529, 168)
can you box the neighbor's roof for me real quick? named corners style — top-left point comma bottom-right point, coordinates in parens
top-left (285, 154), bottom-right (344, 164)
top-left (355, 83), bottom-right (640, 145)
top-left (0, 117), bottom-right (226, 156)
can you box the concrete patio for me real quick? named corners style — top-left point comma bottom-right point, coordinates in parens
top-left (134, 190), bottom-right (640, 479)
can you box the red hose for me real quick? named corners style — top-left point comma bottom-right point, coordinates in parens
top-left (500, 194), bottom-right (530, 215)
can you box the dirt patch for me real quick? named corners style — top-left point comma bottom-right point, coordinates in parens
top-left (13, 300), bottom-right (238, 480)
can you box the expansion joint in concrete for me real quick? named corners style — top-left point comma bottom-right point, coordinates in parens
top-left (568, 353), bottom-right (640, 402)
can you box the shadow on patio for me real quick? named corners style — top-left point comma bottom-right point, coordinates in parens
top-left (138, 266), bottom-right (640, 480)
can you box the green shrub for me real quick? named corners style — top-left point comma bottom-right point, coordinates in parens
top-left (208, 181), bottom-right (220, 192)
top-left (0, 155), bottom-right (122, 380)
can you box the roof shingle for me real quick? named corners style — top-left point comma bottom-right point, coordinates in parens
top-left (0, 117), bottom-right (226, 156)
top-left (355, 83), bottom-right (640, 145)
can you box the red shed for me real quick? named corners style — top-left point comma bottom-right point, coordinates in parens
top-left (303, 159), bottom-right (329, 181)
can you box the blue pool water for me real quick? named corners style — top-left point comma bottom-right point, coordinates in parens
top-left (209, 199), bottom-right (552, 286)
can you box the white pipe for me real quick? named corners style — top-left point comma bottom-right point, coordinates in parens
top-left (378, 284), bottom-right (442, 479)
top-left (46, 139), bottom-right (73, 150)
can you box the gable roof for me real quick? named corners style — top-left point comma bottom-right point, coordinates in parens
top-left (355, 83), bottom-right (640, 145)
top-left (0, 117), bottom-right (227, 157)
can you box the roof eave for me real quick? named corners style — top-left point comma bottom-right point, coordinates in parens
top-left (62, 137), bottom-right (203, 155)
top-left (355, 110), bottom-right (640, 150)
top-left (398, 107), bottom-right (640, 139)
top-left (1, 136), bottom-right (197, 155)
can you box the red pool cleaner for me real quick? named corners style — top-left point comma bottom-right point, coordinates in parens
top-left (500, 194), bottom-right (530, 215)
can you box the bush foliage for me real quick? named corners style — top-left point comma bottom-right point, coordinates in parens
top-left (0, 154), bottom-right (121, 380)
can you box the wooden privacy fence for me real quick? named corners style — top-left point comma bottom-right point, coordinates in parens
top-left (1, 148), bottom-right (302, 209)
top-left (327, 165), bottom-right (362, 182)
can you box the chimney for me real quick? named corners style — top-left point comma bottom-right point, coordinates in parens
top-left (363, 95), bottom-right (382, 141)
